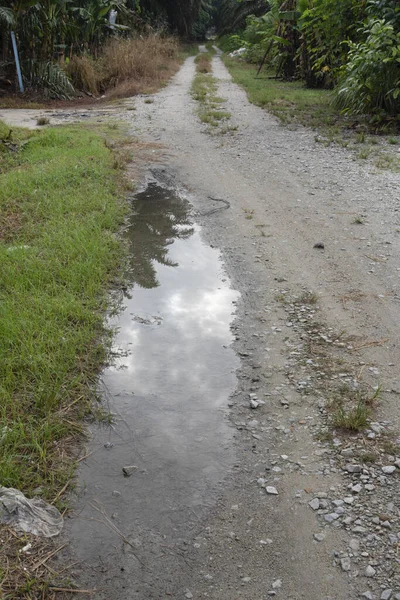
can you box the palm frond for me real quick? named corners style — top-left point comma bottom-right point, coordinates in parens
top-left (0, 6), bottom-right (15, 27)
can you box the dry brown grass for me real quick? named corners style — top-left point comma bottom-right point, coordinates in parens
top-left (66, 35), bottom-right (180, 99)
top-left (195, 53), bottom-right (212, 73)
top-left (66, 55), bottom-right (101, 95)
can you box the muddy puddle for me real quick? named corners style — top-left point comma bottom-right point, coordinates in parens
top-left (66, 181), bottom-right (239, 587)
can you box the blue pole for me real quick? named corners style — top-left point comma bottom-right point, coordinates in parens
top-left (11, 31), bottom-right (24, 93)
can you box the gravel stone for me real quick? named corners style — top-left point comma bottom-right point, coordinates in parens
top-left (365, 565), bottom-right (376, 577)
top-left (345, 464), bottom-right (362, 473)
top-left (340, 557), bottom-right (351, 571)
top-left (324, 513), bottom-right (340, 522)
top-left (382, 466), bottom-right (396, 474)
top-left (309, 498), bottom-right (320, 510)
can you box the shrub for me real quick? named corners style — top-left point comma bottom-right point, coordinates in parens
top-left (22, 60), bottom-right (75, 99)
top-left (217, 34), bottom-right (245, 53)
top-left (334, 19), bottom-right (400, 118)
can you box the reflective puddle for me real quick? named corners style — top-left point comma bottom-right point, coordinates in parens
top-left (67, 182), bottom-right (239, 576)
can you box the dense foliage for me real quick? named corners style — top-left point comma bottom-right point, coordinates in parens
top-left (217, 0), bottom-right (400, 120)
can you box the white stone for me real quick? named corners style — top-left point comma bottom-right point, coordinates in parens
top-left (340, 557), bottom-right (351, 571)
top-left (365, 565), bottom-right (376, 577)
top-left (309, 498), bottom-right (320, 510)
top-left (381, 591), bottom-right (392, 600)
top-left (272, 579), bottom-right (282, 589)
top-left (344, 496), bottom-right (355, 504)
top-left (382, 466), bottom-right (396, 475)
top-left (349, 539), bottom-right (360, 552)
top-left (266, 486), bottom-right (278, 495)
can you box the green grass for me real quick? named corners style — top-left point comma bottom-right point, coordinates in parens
top-left (191, 56), bottom-right (231, 130)
top-left (223, 57), bottom-right (336, 128)
top-left (205, 41), bottom-right (217, 55)
top-left (333, 400), bottom-right (371, 432)
top-left (0, 122), bottom-right (128, 501)
top-left (222, 56), bottom-right (400, 170)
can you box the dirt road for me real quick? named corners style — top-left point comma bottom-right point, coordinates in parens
top-left (89, 52), bottom-right (400, 600)
top-left (9, 52), bottom-right (399, 598)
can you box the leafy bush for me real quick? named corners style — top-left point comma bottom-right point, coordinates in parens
top-left (334, 19), bottom-right (400, 117)
top-left (22, 60), bottom-right (75, 99)
top-left (217, 34), bottom-right (245, 53)
top-left (300, 0), bottom-right (366, 86)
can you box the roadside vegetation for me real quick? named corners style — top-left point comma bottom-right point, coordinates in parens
top-left (223, 56), bottom-right (335, 128)
top-left (0, 121), bottom-right (129, 502)
top-left (215, 0), bottom-right (400, 128)
top-left (0, 0), bottom-right (214, 103)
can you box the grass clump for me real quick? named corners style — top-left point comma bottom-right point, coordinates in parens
top-left (195, 52), bottom-right (213, 73)
top-left (36, 117), bottom-right (50, 126)
top-left (331, 387), bottom-right (380, 432)
top-left (333, 400), bottom-right (371, 431)
top-left (0, 122), bottom-right (128, 500)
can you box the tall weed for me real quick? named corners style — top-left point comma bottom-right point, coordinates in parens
top-left (66, 35), bottom-right (179, 98)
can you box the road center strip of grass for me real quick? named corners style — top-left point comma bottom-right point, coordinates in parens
top-left (0, 121), bottom-right (128, 502)
top-left (191, 53), bottom-right (231, 130)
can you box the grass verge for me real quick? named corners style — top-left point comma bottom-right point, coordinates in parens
top-left (0, 121), bottom-right (128, 502)
top-left (191, 53), bottom-right (232, 131)
top-left (222, 56), bottom-right (400, 170)
top-left (222, 56), bottom-right (336, 128)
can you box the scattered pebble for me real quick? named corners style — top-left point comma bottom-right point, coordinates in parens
top-left (122, 465), bottom-right (137, 477)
